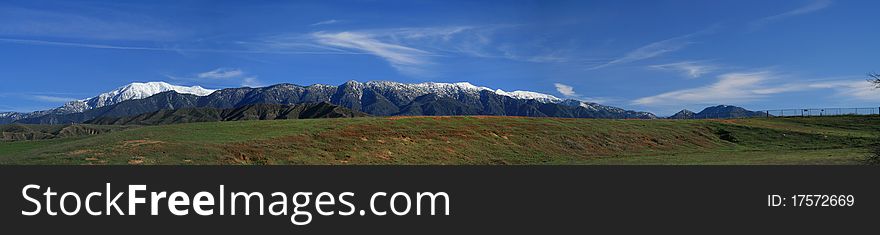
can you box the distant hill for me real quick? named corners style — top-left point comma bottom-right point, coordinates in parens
top-left (668, 109), bottom-right (696, 119)
top-left (0, 124), bottom-right (128, 141)
top-left (669, 105), bottom-right (768, 119)
top-left (85, 102), bottom-right (367, 125)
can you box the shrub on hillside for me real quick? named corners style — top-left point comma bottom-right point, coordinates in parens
top-left (715, 128), bottom-right (738, 143)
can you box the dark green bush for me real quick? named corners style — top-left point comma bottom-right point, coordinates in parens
top-left (715, 128), bottom-right (738, 143)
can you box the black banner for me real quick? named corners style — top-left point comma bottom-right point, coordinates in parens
top-left (0, 166), bottom-right (876, 234)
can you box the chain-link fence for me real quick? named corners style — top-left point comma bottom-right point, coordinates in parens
top-left (761, 107), bottom-right (880, 117)
top-left (677, 107), bottom-right (880, 119)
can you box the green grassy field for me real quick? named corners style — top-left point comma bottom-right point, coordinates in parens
top-left (0, 115), bottom-right (877, 165)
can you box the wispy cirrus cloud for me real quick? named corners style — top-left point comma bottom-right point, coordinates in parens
top-left (312, 31), bottom-right (435, 76)
top-left (801, 80), bottom-right (880, 102)
top-left (633, 71), bottom-right (782, 106)
top-left (28, 95), bottom-right (77, 103)
top-left (254, 25), bottom-right (575, 77)
top-left (649, 61), bottom-right (719, 78)
top-left (633, 70), bottom-right (880, 107)
top-left (588, 25), bottom-right (722, 70)
top-left (167, 68), bottom-right (263, 88)
top-left (1, 18), bottom-right (576, 78)
top-left (589, 31), bottom-right (703, 70)
top-left (240, 77), bottom-right (263, 88)
top-left (750, 0), bottom-right (833, 30)
top-left (2, 17), bottom-right (573, 78)
top-left (551, 83), bottom-right (612, 103)
top-left (0, 37), bottom-right (370, 55)
top-left (310, 19), bottom-right (341, 27)
top-left (0, 7), bottom-right (180, 41)
top-left (304, 26), bottom-right (499, 76)
top-left (198, 68), bottom-right (244, 79)
top-left (0, 38), bottom-right (177, 51)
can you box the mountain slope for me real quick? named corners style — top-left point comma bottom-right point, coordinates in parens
top-left (0, 82), bottom-right (214, 124)
top-left (1, 124), bottom-right (128, 141)
top-left (85, 102), bottom-right (367, 125)
top-left (16, 92), bottom-right (202, 124)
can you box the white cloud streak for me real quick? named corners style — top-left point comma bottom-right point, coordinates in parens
top-left (634, 71), bottom-right (880, 107)
top-left (0, 7), bottom-right (179, 41)
top-left (0, 38), bottom-right (175, 51)
top-left (258, 25), bottom-right (573, 76)
top-left (808, 80), bottom-right (880, 101)
top-left (310, 19), bottom-right (341, 26)
top-left (633, 71), bottom-right (779, 106)
top-left (750, 0), bottom-right (832, 30)
top-left (0, 38), bottom-right (367, 55)
top-left (649, 61), bottom-right (719, 78)
top-left (29, 95), bottom-right (76, 103)
top-left (198, 68), bottom-right (244, 79)
top-left (241, 77), bottom-right (263, 88)
top-left (589, 34), bottom-right (695, 70)
top-left (311, 31), bottom-right (436, 76)
top-left (169, 68), bottom-right (263, 88)
top-left (3, 22), bottom-right (574, 77)
top-left (554, 83), bottom-right (578, 97)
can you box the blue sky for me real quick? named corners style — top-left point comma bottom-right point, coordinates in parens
top-left (0, 0), bottom-right (878, 115)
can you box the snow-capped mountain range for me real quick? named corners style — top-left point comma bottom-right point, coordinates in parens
top-left (60, 82), bottom-right (215, 113)
top-left (2, 80), bottom-right (657, 124)
top-left (337, 81), bottom-right (624, 112)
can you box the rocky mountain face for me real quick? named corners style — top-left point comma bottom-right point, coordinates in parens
top-left (85, 102), bottom-right (367, 125)
top-left (11, 80), bottom-right (657, 124)
top-left (0, 112), bottom-right (27, 124)
top-left (669, 105), bottom-right (767, 119)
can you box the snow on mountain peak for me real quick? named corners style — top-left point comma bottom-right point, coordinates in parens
top-left (88, 82), bottom-right (215, 108)
top-left (494, 89), bottom-right (563, 103)
top-left (116, 82), bottom-right (214, 97)
top-left (357, 80), bottom-right (569, 103)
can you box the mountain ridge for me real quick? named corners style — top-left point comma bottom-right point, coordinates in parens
top-left (9, 80), bottom-right (658, 124)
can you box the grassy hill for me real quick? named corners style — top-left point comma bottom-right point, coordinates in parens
top-left (1, 115), bottom-right (877, 165)
top-left (1, 124), bottom-right (130, 141)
